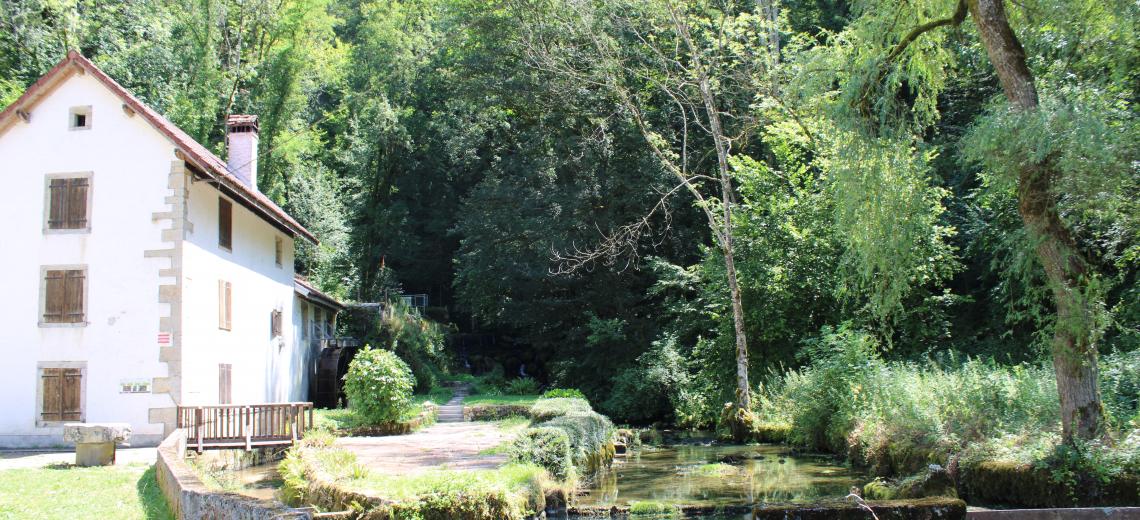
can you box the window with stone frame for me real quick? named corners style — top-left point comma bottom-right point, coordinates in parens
top-left (41, 267), bottom-right (86, 325)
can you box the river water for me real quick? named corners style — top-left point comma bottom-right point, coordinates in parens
top-left (231, 437), bottom-right (863, 517)
top-left (574, 440), bottom-right (863, 509)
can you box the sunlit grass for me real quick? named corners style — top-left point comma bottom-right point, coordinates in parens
top-left (463, 394), bottom-right (540, 406)
top-left (0, 463), bottom-right (172, 519)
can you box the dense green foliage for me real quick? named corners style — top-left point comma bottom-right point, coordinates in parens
top-left (343, 346), bottom-right (415, 425)
top-left (529, 398), bottom-right (593, 423)
top-left (748, 328), bottom-right (1140, 481)
top-left (341, 300), bottom-right (449, 393)
top-left (510, 398), bottom-right (617, 481)
top-left (509, 427), bottom-right (574, 480)
top-left (3, 0), bottom-right (1137, 471)
top-left (541, 388), bottom-right (587, 400)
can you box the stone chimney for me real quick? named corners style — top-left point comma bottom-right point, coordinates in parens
top-left (226, 115), bottom-right (259, 189)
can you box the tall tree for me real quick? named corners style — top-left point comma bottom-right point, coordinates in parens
top-left (964, 0), bottom-right (1102, 441)
top-left (807, 0), bottom-right (1138, 441)
top-left (513, 0), bottom-right (780, 433)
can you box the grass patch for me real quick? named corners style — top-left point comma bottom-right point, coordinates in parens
top-left (496, 416), bottom-right (532, 432)
top-left (463, 394), bottom-right (540, 406)
top-left (412, 386), bottom-right (453, 407)
top-left (313, 407), bottom-right (373, 431)
top-left (0, 463), bottom-right (172, 519)
top-left (314, 387), bottom-right (448, 432)
top-left (629, 500), bottom-right (682, 516)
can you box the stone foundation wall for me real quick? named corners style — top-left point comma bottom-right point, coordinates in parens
top-left (155, 430), bottom-right (312, 520)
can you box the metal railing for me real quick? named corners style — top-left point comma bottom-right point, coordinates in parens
top-left (176, 402), bottom-right (314, 452)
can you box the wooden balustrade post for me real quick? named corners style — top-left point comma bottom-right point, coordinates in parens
top-left (195, 407), bottom-right (203, 453)
top-left (244, 405), bottom-right (252, 451)
top-left (290, 404), bottom-right (298, 445)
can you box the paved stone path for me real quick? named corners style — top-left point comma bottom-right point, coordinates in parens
top-left (436, 384), bottom-right (469, 423)
top-left (337, 422), bottom-right (510, 474)
top-left (337, 384), bottom-right (519, 474)
top-left (0, 447), bottom-right (157, 470)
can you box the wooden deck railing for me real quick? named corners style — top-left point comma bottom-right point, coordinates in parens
top-left (176, 402), bottom-right (314, 452)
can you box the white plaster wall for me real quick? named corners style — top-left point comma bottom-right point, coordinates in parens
top-left (0, 72), bottom-right (176, 447)
top-left (180, 182), bottom-right (300, 405)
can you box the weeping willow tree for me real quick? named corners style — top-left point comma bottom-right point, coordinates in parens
top-left (795, 0), bottom-right (1139, 442)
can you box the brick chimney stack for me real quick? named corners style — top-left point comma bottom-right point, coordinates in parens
top-left (225, 115), bottom-right (259, 190)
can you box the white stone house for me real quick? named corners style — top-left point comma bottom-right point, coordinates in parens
top-left (0, 51), bottom-right (342, 447)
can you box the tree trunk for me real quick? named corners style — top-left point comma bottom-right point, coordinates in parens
top-left (696, 71), bottom-right (752, 415)
top-left (967, 0), bottom-right (1103, 442)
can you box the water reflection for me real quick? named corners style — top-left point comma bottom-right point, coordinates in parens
top-left (230, 462), bottom-right (283, 501)
top-left (576, 442), bottom-right (861, 508)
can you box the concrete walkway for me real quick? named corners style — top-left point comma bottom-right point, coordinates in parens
top-left (337, 421), bottom-right (510, 475)
top-left (0, 447), bottom-right (157, 470)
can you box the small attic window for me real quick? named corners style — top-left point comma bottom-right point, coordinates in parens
top-left (69, 106), bottom-right (91, 130)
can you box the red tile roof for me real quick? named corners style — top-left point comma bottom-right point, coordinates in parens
top-left (0, 51), bottom-right (317, 244)
top-left (294, 275), bottom-right (345, 310)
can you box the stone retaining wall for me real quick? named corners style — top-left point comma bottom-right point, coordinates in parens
top-left (154, 430), bottom-right (313, 520)
top-left (568, 497), bottom-right (967, 519)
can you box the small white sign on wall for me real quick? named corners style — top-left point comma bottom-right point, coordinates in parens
top-left (120, 379), bottom-right (151, 394)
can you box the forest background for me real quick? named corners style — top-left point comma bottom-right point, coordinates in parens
top-left (3, 0), bottom-right (1136, 444)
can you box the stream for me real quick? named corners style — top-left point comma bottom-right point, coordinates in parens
top-left (574, 439), bottom-right (863, 509)
top-left (229, 436), bottom-right (864, 517)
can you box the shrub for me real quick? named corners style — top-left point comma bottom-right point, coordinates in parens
top-left (343, 346), bottom-right (415, 425)
top-left (474, 365), bottom-right (508, 395)
top-left (541, 388), bottom-right (585, 399)
top-left (603, 337), bottom-right (690, 424)
top-left (510, 427), bottom-right (574, 480)
top-left (1101, 349), bottom-right (1140, 428)
top-left (505, 377), bottom-right (540, 395)
top-left (530, 398), bottom-right (592, 422)
top-left (544, 411), bottom-right (616, 472)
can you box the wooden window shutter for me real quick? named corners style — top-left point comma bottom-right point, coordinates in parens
top-left (40, 368), bottom-right (62, 422)
top-left (43, 269), bottom-right (83, 323)
top-left (218, 198), bottom-right (232, 250)
top-left (41, 368), bottom-right (82, 423)
top-left (44, 270), bottom-right (66, 322)
top-left (64, 270), bottom-right (85, 323)
top-left (66, 178), bottom-right (88, 229)
top-left (61, 369), bottom-right (82, 421)
top-left (46, 178), bottom-right (89, 230)
top-left (218, 364), bottom-right (232, 404)
top-left (47, 179), bottom-right (67, 229)
top-left (218, 280), bottom-right (232, 330)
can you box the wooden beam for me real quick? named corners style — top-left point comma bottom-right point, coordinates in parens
top-left (15, 109), bottom-right (30, 123)
top-left (121, 103), bottom-right (135, 117)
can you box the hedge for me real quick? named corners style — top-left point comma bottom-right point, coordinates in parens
top-left (529, 398), bottom-right (592, 422)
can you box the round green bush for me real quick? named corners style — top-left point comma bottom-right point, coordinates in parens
top-left (510, 427), bottom-right (574, 481)
top-left (343, 346), bottom-right (415, 425)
